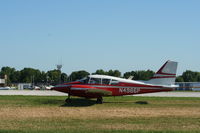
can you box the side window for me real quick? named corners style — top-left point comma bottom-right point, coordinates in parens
top-left (89, 78), bottom-right (101, 84)
top-left (102, 79), bottom-right (110, 85)
top-left (110, 79), bottom-right (119, 85)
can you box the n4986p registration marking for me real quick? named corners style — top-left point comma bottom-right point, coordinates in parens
top-left (119, 88), bottom-right (140, 94)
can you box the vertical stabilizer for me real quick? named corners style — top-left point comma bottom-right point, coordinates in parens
top-left (147, 60), bottom-right (178, 85)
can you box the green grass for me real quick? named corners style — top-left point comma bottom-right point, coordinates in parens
top-left (0, 95), bottom-right (200, 133)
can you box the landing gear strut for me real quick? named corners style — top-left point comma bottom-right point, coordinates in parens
top-left (65, 97), bottom-right (71, 103)
top-left (65, 89), bottom-right (71, 103)
top-left (96, 97), bottom-right (103, 104)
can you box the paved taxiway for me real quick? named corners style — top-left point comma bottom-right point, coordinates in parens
top-left (0, 90), bottom-right (200, 97)
top-left (0, 90), bottom-right (67, 96)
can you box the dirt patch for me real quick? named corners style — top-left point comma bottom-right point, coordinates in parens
top-left (0, 106), bottom-right (200, 120)
top-left (0, 106), bottom-right (200, 131)
top-left (100, 122), bottom-right (200, 131)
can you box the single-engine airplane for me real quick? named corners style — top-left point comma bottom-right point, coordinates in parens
top-left (52, 60), bottom-right (178, 104)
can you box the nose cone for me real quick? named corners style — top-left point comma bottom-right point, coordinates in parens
top-left (51, 85), bottom-right (61, 91)
top-left (51, 86), bottom-right (56, 90)
top-left (51, 84), bottom-right (71, 93)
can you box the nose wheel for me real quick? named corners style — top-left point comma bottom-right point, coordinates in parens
top-left (96, 97), bottom-right (103, 104)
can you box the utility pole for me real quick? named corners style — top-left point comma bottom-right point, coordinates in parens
top-left (56, 64), bottom-right (62, 84)
top-left (4, 75), bottom-right (7, 87)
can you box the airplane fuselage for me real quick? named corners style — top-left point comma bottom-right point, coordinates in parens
top-left (52, 61), bottom-right (177, 103)
top-left (53, 76), bottom-right (173, 99)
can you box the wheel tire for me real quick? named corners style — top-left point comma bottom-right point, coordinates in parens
top-left (96, 97), bottom-right (103, 104)
top-left (65, 99), bottom-right (71, 103)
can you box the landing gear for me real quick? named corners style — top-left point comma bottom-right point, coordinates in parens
top-left (96, 97), bottom-right (103, 104)
top-left (65, 98), bottom-right (71, 103)
top-left (65, 91), bottom-right (71, 103)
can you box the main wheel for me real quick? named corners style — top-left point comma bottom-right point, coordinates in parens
top-left (96, 97), bottom-right (103, 104)
top-left (65, 98), bottom-right (71, 103)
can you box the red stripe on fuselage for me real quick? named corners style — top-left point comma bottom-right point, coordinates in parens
top-left (53, 81), bottom-right (173, 98)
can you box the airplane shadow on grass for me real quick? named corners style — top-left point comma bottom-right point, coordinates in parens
top-left (39, 98), bottom-right (148, 107)
top-left (39, 99), bottom-right (64, 105)
top-left (103, 101), bottom-right (149, 105)
top-left (61, 98), bottom-right (96, 107)
top-left (38, 98), bottom-right (96, 107)
top-left (135, 101), bottom-right (149, 105)
top-left (62, 100), bottom-right (149, 107)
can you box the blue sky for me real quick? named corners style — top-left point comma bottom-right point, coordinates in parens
top-left (0, 0), bottom-right (200, 75)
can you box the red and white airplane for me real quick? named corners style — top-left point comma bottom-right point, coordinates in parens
top-left (53, 60), bottom-right (178, 104)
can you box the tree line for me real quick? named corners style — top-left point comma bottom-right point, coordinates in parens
top-left (0, 66), bottom-right (200, 85)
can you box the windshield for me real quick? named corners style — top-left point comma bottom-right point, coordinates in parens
top-left (89, 78), bottom-right (101, 84)
top-left (110, 79), bottom-right (119, 85)
top-left (79, 77), bottom-right (90, 84)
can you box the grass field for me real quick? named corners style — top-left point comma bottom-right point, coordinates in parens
top-left (0, 95), bottom-right (200, 133)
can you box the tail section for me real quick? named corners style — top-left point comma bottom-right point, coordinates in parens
top-left (147, 60), bottom-right (178, 85)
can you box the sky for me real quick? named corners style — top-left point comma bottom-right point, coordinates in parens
top-left (0, 0), bottom-right (200, 75)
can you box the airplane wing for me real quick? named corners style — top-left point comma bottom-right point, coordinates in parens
top-left (70, 85), bottom-right (112, 96)
top-left (86, 88), bottom-right (112, 96)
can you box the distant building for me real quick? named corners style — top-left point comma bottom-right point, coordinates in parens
top-left (18, 83), bottom-right (32, 90)
top-left (175, 82), bottom-right (200, 91)
top-left (0, 78), bottom-right (5, 87)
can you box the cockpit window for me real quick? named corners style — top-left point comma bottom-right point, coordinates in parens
top-left (102, 78), bottom-right (111, 85)
top-left (89, 78), bottom-right (101, 84)
top-left (110, 79), bottom-right (119, 85)
top-left (80, 76), bottom-right (119, 85)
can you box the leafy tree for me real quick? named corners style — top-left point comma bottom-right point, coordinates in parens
top-left (93, 69), bottom-right (121, 77)
top-left (197, 73), bottom-right (200, 82)
top-left (175, 76), bottom-right (184, 82)
top-left (20, 68), bottom-right (42, 83)
top-left (69, 70), bottom-right (90, 81)
top-left (10, 71), bottom-right (21, 83)
top-left (61, 73), bottom-right (68, 83)
top-left (47, 70), bottom-right (61, 84)
top-left (0, 66), bottom-right (16, 85)
top-left (93, 69), bottom-right (107, 75)
top-left (38, 71), bottom-right (47, 83)
top-left (182, 70), bottom-right (198, 82)
top-left (2, 65), bottom-right (200, 85)
top-left (123, 72), bottom-right (132, 79)
top-left (107, 70), bottom-right (121, 77)
top-left (123, 70), bottom-right (154, 80)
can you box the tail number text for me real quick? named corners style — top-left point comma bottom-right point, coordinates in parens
top-left (119, 88), bottom-right (140, 94)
